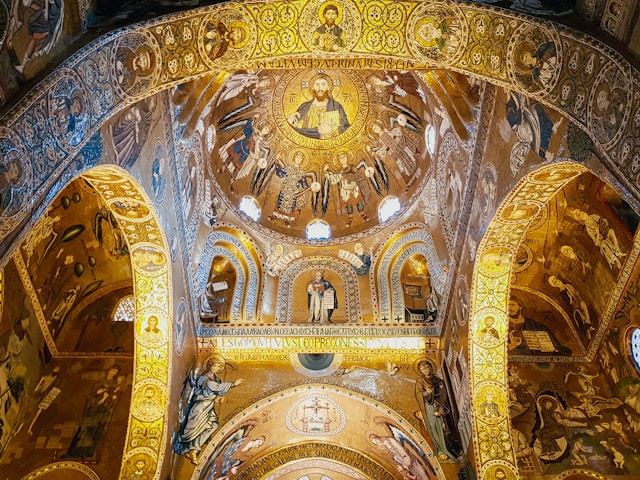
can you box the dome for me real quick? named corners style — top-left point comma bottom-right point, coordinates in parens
top-left (208, 69), bottom-right (432, 241)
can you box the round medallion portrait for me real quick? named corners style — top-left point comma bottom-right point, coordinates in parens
top-left (0, 128), bottom-right (30, 223)
top-left (298, 0), bottom-right (361, 53)
top-left (198, 6), bottom-right (256, 69)
top-left (406, 1), bottom-right (467, 65)
top-left (273, 69), bottom-right (368, 149)
top-left (506, 23), bottom-right (561, 95)
top-left (49, 71), bottom-right (91, 149)
top-left (111, 30), bottom-right (161, 99)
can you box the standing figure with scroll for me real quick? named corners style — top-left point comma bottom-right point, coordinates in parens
top-left (307, 270), bottom-right (337, 323)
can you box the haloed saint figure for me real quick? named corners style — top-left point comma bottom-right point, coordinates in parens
top-left (414, 360), bottom-right (462, 461)
top-left (313, 3), bottom-right (346, 52)
top-left (307, 270), bottom-right (338, 323)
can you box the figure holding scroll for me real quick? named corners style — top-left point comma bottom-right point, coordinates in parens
top-left (307, 270), bottom-right (337, 323)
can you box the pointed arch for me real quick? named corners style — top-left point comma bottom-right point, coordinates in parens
top-left (80, 166), bottom-right (173, 479)
top-left (469, 162), bottom-right (589, 478)
top-left (192, 383), bottom-right (446, 480)
top-left (194, 226), bottom-right (262, 323)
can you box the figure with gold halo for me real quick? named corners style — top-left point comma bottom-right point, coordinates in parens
top-left (322, 150), bottom-right (372, 228)
top-left (174, 355), bottom-right (243, 465)
top-left (414, 359), bottom-right (461, 461)
top-left (312, 3), bottom-right (345, 52)
top-left (507, 296), bottom-right (571, 355)
top-left (287, 73), bottom-right (350, 139)
top-left (203, 20), bottom-right (248, 62)
top-left (307, 270), bottom-right (337, 324)
top-left (415, 16), bottom-right (460, 55)
top-left (268, 151), bottom-right (320, 227)
top-left (114, 44), bottom-right (156, 95)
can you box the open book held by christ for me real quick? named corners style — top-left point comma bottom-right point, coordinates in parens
top-left (522, 330), bottom-right (556, 352)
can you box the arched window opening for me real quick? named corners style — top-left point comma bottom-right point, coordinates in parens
top-left (112, 295), bottom-right (135, 322)
top-left (201, 256), bottom-right (237, 324)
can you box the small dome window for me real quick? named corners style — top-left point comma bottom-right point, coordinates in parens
top-left (378, 197), bottom-right (402, 223)
top-left (306, 220), bottom-right (331, 241)
top-left (631, 328), bottom-right (640, 372)
top-left (239, 196), bottom-right (261, 221)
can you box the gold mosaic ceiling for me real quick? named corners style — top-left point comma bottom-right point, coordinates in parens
top-left (207, 69), bottom-right (432, 239)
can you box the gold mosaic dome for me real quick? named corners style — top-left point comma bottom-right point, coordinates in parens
top-left (208, 69), bottom-right (433, 240)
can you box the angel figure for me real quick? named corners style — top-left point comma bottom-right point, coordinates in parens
top-left (266, 151), bottom-right (320, 228)
top-left (174, 355), bottom-right (243, 465)
top-left (321, 150), bottom-right (376, 228)
top-left (215, 71), bottom-right (270, 107)
top-left (218, 117), bottom-right (273, 192)
top-left (22, 213), bottom-right (61, 264)
top-left (368, 115), bottom-right (421, 190)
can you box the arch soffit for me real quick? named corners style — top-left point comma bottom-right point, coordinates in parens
top-left (374, 224), bottom-right (446, 322)
top-left (191, 383), bottom-right (445, 480)
top-left (80, 166), bottom-right (173, 479)
top-left (1, 166), bottom-right (172, 477)
top-left (470, 162), bottom-right (591, 478)
top-left (194, 226), bottom-right (263, 324)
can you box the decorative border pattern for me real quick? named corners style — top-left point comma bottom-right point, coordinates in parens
top-left (20, 461), bottom-right (100, 480)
